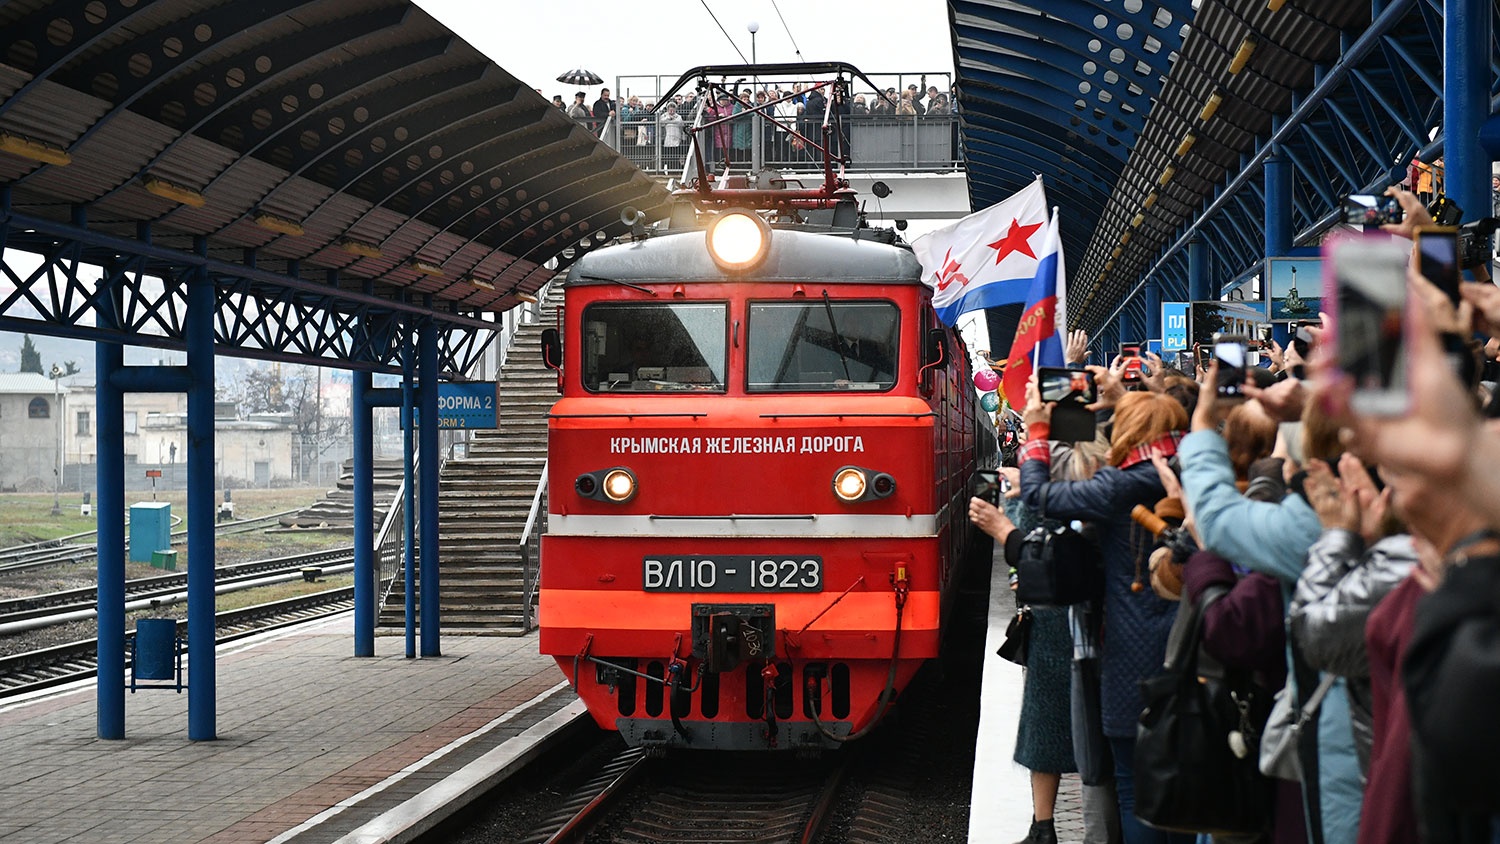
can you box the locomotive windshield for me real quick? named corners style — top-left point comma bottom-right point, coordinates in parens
top-left (747, 301), bottom-right (899, 391)
top-left (581, 302), bottom-right (728, 392)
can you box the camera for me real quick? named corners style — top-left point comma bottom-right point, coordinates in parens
top-left (972, 470), bottom-right (1004, 504)
top-left (1130, 504), bottom-right (1198, 565)
top-left (1460, 217), bottom-right (1498, 269)
top-left (1342, 194), bottom-right (1403, 226)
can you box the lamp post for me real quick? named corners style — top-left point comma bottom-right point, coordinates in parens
top-left (49, 363), bottom-right (61, 516)
top-left (748, 21), bottom-right (760, 172)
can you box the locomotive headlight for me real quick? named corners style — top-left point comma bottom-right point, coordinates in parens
top-left (833, 466), bottom-right (897, 502)
top-left (602, 468), bottom-right (637, 502)
top-left (577, 467), bottom-right (637, 503)
top-left (833, 467), bottom-right (868, 501)
top-left (706, 210), bottom-right (770, 271)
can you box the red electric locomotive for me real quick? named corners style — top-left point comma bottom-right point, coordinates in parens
top-left (537, 65), bottom-right (984, 751)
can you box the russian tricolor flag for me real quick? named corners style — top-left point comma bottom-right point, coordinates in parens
top-left (1000, 208), bottom-right (1066, 407)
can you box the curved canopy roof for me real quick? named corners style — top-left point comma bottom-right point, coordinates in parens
top-left (955, 0), bottom-right (1439, 335)
top-left (0, 0), bottom-right (672, 313)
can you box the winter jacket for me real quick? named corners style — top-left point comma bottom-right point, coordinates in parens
top-left (1179, 430), bottom-right (1320, 583)
top-left (1403, 550), bottom-right (1500, 829)
top-left (1019, 454), bottom-right (1176, 738)
top-left (1359, 574), bottom-right (1423, 844)
top-left (1181, 551), bottom-right (1287, 687)
top-left (1290, 530), bottom-right (1417, 773)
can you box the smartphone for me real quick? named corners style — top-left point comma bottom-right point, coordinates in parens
top-left (971, 469), bottom-right (1002, 504)
top-left (1289, 321), bottom-right (1313, 357)
top-left (1119, 344), bottom-right (1143, 382)
top-left (1342, 194), bottom-right (1404, 226)
top-left (1326, 236), bottom-right (1410, 415)
top-left (1037, 366), bottom-right (1098, 405)
top-left (1213, 335), bottom-right (1248, 400)
top-left (1416, 226), bottom-right (1460, 305)
top-left (1196, 345), bottom-right (1213, 370)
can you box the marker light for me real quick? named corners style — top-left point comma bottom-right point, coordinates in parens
top-left (833, 467), bottom-right (868, 501)
top-left (602, 468), bottom-right (637, 502)
top-left (706, 210), bottom-right (771, 271)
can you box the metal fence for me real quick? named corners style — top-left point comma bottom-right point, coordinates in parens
top-left (602, 112), bottom-right (961, 175)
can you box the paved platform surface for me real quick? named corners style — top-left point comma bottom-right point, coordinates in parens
top-left (969, 548), bottom-right (1088, 844)
top-left (0, 616), bottom-right (583, 844)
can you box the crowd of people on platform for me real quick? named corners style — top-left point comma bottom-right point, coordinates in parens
top-left (541, 80), bottom-right (954, 162)
top-left (968, 184), bottom-right (1500, 844)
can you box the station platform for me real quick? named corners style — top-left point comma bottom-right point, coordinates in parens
top-left (0, 617), bottom-right (584, 844)
top-left (969, 547), bottom-right (1089, 844)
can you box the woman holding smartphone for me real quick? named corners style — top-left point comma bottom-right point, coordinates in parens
top-left (1015, 382), bottom-right (1189, 844)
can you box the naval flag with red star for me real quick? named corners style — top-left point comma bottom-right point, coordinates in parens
top-left (1001, 207), bottom-right (1066, 407)
top-left (912, 175), bottom-right (1049, 326)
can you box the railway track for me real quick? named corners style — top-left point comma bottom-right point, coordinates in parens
top-left (0, 509), bottom-right (298, 577)
top-left (0, 546), bottom-right (355, 628)
top-left (517, 748), bottom-right (851, 844)
top-left (0, 587), bottom-right (355, 699)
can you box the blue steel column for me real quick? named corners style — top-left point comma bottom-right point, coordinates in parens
top-left (418, 309), bottom-right (441, 657)
top-left (95, 288), bottom-right (125, 739)
top-left (187, 238), bottom-right (216, 740)
top-left (353, 367), bottom-right (374, 656)
top-left (401, 328), bottom-right (416, 658)
top-left (1264, 147), bottom-right (1292, 257)
top-left (1446, 0), bottom-right (1491, 228)
top-left (1118, 309), bottom-right (1135, 347)
top-left (1188, 237), bottom-right (1211, 302)
top-left (1145, 282), bottom-right (1163, 341)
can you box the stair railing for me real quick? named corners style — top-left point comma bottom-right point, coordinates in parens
top-left (375, 474), bottom-right (406, 610)
top-left (517, 459), bottom-right (549, 632)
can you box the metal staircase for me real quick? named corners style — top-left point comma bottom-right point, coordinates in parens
top-left (378, 287), bottom-right (561, 635)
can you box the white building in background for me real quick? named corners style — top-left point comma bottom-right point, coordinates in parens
top-left (0, 372), bottom-right (69, 492)
top-left (61, 387), bottom-right (298, 490)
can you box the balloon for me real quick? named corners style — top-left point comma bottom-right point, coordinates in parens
top-left (974, 369), bottom-right (1000, 391)
top-left (979, 391), bottom-right (1000, 412)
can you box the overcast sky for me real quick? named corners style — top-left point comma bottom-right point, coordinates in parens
top-left (414, 0), bottom-right (957, 99)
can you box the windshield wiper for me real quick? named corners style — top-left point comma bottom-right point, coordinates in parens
top-left (821, 291), bottom-right (853, 382)
top-left (578, 275), bottom-right (658, 296)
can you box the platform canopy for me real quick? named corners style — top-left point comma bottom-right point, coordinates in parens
top-left (0, 0), bottom-right (671, 320)
top-left (953, 0), bottom-right (1451, 335)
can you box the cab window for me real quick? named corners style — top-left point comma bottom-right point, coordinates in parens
top-left (581, 302), bottom-right (727, 392)
top-left (747, 301), bottom-right (899, 391)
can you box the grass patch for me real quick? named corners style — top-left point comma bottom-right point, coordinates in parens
top-left (0, 487), bottom-right (334, 548)
top-left (214, 572), bottom-right (354, 613)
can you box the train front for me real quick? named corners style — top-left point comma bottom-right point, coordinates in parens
top-left (539, 212), bottom-right (971, 751)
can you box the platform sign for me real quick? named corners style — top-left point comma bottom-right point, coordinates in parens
top-left (409, 382), bottom-right (500, 429)
top-left (1161, 302), bottom-right (1190, 352)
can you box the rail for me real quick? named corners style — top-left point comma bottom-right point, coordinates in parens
top-left (517, 459), bottom-right (548, 633)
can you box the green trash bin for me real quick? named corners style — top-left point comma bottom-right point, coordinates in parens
top-left (150, 549), bottom-right (177, 571)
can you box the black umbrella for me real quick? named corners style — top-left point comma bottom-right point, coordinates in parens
top-left (556, 68), bottom-right (604, 87)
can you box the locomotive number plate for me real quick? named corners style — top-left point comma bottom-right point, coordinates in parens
top-left (643, 556), bottom-right (823, 592)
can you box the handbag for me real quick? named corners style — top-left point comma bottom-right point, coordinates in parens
top-left (996, 606), bottom-right (1032, 665)
top-left (1134, 586), bottom-right (1273, 835)
top-left (1258, 674), bottom-right (1335, 781)
top-left (1014, 485), bottom-right (1103, 607)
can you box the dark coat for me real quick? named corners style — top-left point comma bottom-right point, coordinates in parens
top-left (1181, 550), bottom-right (1287, 688)
top-left (1402, 551), bottom-right (1500, 836)
top-left (1020, 457), bottom-right (1176, 738)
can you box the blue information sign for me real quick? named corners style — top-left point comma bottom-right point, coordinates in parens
top-left (410, 382), bottom-right (500, 429)
top-left (1161, 302), bottom-right (1190, 352)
